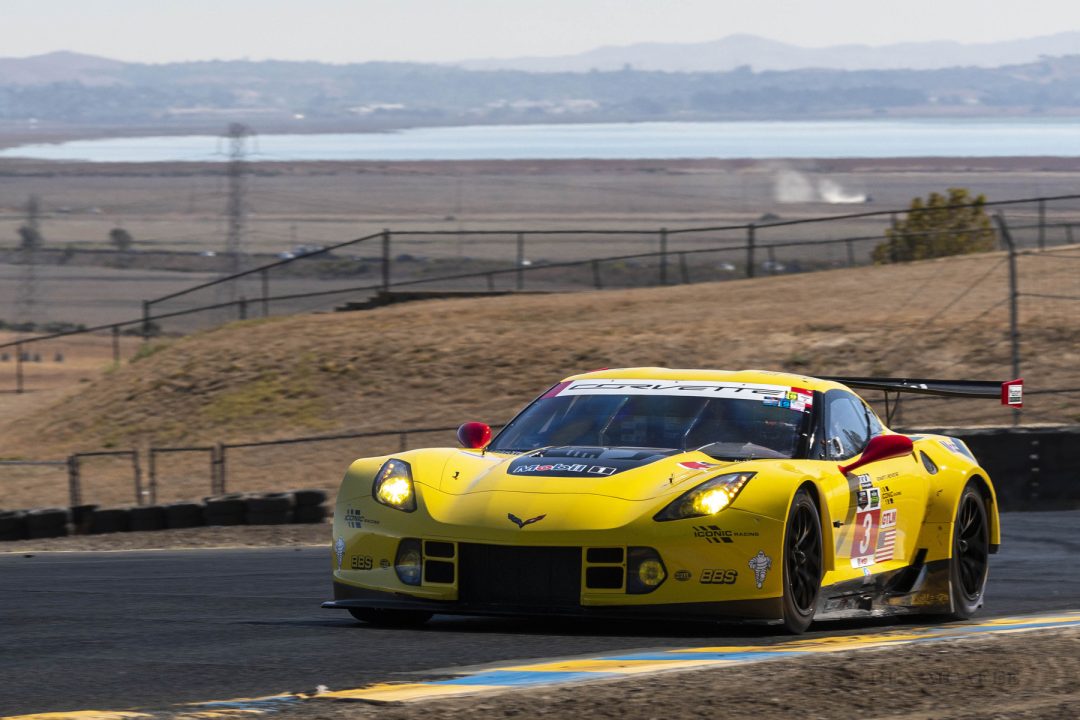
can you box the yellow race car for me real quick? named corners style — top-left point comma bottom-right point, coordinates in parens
top-left (324, 368), bottom-right (1023, 633)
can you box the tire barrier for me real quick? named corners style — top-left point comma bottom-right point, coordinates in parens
top-left (70, 504), bottom-right (99, 534)
top-left (25, 508), bottom-right (69, 539)
top-left (245, 492), bottom-right (295, 525)
top-left (203, 493), bottom-right (249, 526)
top-left (0, 489), bottom-right (330, 541)
top-left (164, 502), bottom-right (205, 529)
top-left (88, 507), bottom-right (131, 534)
top-left (0, 510), bottom-right (27, 541)
top-left (129, 505), bottom-right (167, 532)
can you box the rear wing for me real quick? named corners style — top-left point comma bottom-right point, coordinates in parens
top-left (821, 377), bottom-right (1023, 424)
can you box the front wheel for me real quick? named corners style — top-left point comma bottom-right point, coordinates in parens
top-left (781, 489), bottom-right (823, 634)
top-left (348, 607), bottom-right (433, 627)
top-left (947, 484), bottom-right (990, 619)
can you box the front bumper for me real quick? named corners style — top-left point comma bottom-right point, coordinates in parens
top-left (324, 580), bottom-right (782, 621)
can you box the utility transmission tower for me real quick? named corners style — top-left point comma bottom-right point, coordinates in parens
top-left (222, 123), bottom-right (254, 306)
top-left (15, 195), bottom-right (42, 328)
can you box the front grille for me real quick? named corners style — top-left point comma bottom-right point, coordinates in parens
top-left (458, 544), bottom-right (581, 607)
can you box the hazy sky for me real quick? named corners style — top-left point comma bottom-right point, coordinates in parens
top-left (7, 0), bottom-right (1080, 63)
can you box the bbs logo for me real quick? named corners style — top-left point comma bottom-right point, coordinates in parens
top-left (700, 569), bottom-right (738, 584)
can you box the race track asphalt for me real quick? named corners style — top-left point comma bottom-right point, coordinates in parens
top-left (1, 510), bottom-right (1078, 716)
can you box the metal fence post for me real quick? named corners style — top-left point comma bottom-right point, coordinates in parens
top-left (213, 443), bottom-right (226, 495)
top-left (381, 229), bottom-right (391, 293)
top-left (516, 233), bottom-right (525, 291)
top-left (132, 449), bottom-right (144, 506)
top-left (260, 269), bottom-right (270, 317)
top-left (141, 300), bottom-right (151, 342)
top-left (148, 449), bottom-right (158, 505)
top-left (111, 325), bottom-right (121, 365)
top-left (591, 260), bottom-right (603, 289)
top-left (1038, 199), bottom-right (1046, 250)
top-left (15, 341), bottom-right (23, 394)
top-left (67, 455), bottom-right (81, 507)
top-left (746, 224), bottom-right (756, 278)
top-left (659, 228), bottom-right (668, 285)
top-left (994, 213), bottom-right (1021, 427)
top-left (238, 296), bottom-right (248, 321)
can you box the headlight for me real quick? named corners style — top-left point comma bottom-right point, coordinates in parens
top-left (653, 472), bottom-right (755, 522)
top-left (372, 459), bottom-right (417, 512)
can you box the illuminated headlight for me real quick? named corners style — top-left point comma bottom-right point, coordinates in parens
top-left (372, 459), bottom-right (417, 512)
top-left (653, 472), bottom-right (755, 522)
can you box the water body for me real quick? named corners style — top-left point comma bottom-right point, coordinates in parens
top-left (2, 119), bottom-right (1078, 162)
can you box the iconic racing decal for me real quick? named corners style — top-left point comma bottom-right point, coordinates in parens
top-left (880, 486), bottom-right (902, 506)
top-left (512, 462), bottom-right (616, 475)
top-left (507, 513), bottom-right (546, 528)
top-left (334, 537), bottom-right (346, 570)
top-left (674, 570), bottom-right (692, 581)
top-left (693, 524), bottom-right (760, 543)
top-left (507, 447), bottom-right (677, 478)
top-left (876, 508), bottom-right (898, 562)
top-left (700, 569), bottom-right (738, 584)
top-left (551, 379), bottom-right (814, 412)
top-left (748, 550), bottom-right (772, 588)
top-left (851, 487), bottom-right (883, 568)
top-left (856, 473), bottom-right (874, 490)
top-left (679, 461), bottom-right (720, 470)
top-left (350, 555), bottom-right (374, 570)
top-left (345, 507), bottom-right (379, 529)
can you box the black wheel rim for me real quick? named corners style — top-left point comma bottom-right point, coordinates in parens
top-left (956, 495), bottom-right (988, 600)
top-left (787, 503), bottom-right (822, 614)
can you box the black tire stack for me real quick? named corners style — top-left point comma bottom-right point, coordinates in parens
top-left (0, 510), bottom-right (27, 541)
top-left (0, 488), bottom-right (331, 541)
top-left (245, 492), bottom-right (295, 525)
top-left (204, 493), bottom-right (249, 526)
top-left (25, 508), bottom-right (69, 539)
top-left (293, 490), bottom-right (328, 524)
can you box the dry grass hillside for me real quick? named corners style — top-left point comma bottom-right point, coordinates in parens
top-left (2, 245), bottom-right (1077, 507)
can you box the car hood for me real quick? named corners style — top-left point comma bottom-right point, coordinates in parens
top-left (430, 445), bottom-right (743, 502)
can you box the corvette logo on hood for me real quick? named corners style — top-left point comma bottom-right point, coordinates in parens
top-left (508, 513), bottom-right (546, 528)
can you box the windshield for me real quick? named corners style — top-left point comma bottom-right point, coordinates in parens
top-left (490, 379), bottom-right (814, 459)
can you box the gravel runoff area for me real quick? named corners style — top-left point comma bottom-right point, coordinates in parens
top-left (0, 522), bottom-right (330, 552)
top-left (276, 628), bottom-right (1080, 720)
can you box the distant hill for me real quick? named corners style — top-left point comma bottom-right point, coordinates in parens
top-left (2, 50), bottom-right (1080, 129)
top-left (455, 32), bottom-right (1080, 73)
top-left (0, 51), bottom-right (127, 85)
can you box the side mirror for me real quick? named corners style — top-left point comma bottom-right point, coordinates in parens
top-left (457, 422), bottom-right (492, 450)
top-left (838, 434), bottom-right (913, 475)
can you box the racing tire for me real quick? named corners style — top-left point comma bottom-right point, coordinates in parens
top-left (245, 511), bottom-right (293, 525)
top-left (0, 510), bottom-right (28, 541)
top-left (129, 505), bottom-right (167, 532)
top-left (70, 504), bottom-right (99, 534)
top-left (89, 507), bottom-right (131, 534)
top-left (781, 489), bottom-right (823, 634)
top-left (293, 489), bottom-right (328, 507)
top-left (164, 502), bottom-right (204, 529)
top-left (947, 483), bottom-right (990, 619)
top-left (203, 494), bottom-right (248, 526)
top-left (25, 508), bottom-right (70, 539)
top-left (293, 504), bottom-right (327, 524)
top-left (347, 607), bottom-right (433, 628)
